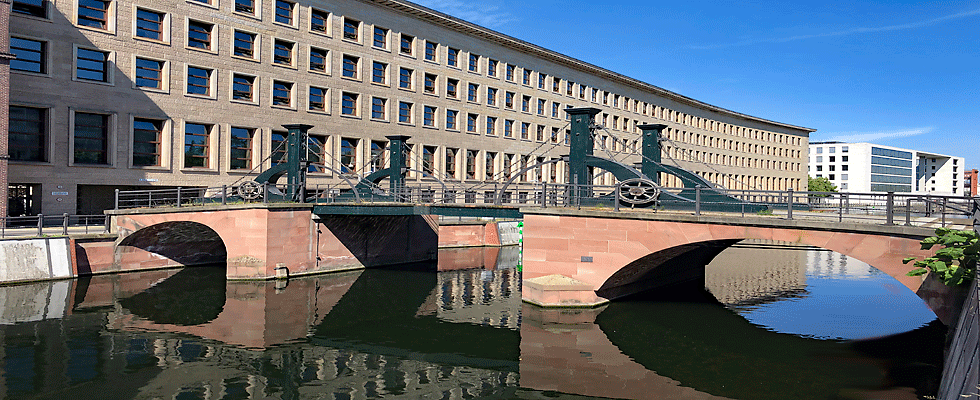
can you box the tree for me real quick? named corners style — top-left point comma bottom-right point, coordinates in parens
top-left (807, 176), bottom-right (837, 193)
top-left (904, 228), bottom-right (978, 286)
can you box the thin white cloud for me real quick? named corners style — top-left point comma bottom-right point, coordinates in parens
top-left (411, 0), bottom-right (518, 28)
top-left (825, 127), bottom-right (933, 142)
top-left (692, 8), bottom-right (980, 49)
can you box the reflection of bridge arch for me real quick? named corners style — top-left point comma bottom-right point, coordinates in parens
top-left (522, 212), bottom-right (959, 322)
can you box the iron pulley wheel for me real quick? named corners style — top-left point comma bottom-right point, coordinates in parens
top-left (618, 178), bottom-right (661, 205)
top-left (238, 181), bottom-right (263, 200)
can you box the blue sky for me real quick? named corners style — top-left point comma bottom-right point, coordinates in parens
top-left (412, 0), bottom-right (980, 169)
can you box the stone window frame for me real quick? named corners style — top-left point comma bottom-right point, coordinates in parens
top-left (308, 85), bottom-right (330, 114)
top-left (229, 71), bottom-right (259, 105)
top-left (10, 35), bottom-right (51, 77)
top-left (133, 6), bottom-right (170, 44)
top-left (183, 63), bottom-right (216, 99)
top-left (72, 44), bottom-right (114, 86)
top-left (131, 54), bottom-right (170, 93)
top-left (185, 18), bottom-right (217, 55)
top-left (180, 120), bottom-right (217, 170)
top-left (309, 8), bottom-right (332, 37)
top-left (233, 0), bottom-right (261, 19)
top-left (68, 108), bottom-right (116, 167)
top-left (75, 0), bottom-right (117, 34)
top-left (271, 79), bottom-right (296, 109)
top-left (129, 116), bottom-right (171, 169)
top-left (308, 46), bottom-right (330, 75)
top-left (8, 103), bottom-right (54, 164)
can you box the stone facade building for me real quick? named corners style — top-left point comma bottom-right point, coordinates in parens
top-left (7, 0), bottom-right (813, 216)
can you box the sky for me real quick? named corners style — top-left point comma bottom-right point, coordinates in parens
top-left (411, 0), bottom-right (980, 169)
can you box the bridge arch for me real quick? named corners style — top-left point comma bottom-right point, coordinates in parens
top-left (116, 221), bottom-right (227, 270)
top-left (521, 213), bottom-right (960, 323)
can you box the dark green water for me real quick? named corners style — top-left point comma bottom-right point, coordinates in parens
top-left (0, 245), bottom-right (945, 399)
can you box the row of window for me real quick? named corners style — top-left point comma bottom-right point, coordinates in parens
top-left (12, 0), bottom-right (803, 149)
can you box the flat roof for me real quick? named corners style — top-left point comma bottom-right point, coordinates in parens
top-left (371, 0), bottom-right (817, 134)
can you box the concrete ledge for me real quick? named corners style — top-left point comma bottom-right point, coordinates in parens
top-left (522, 274), bottom-right (609, 308)
top-left (521, 207), bottom-right (937, 239)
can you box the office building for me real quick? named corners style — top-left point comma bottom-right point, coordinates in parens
top-left (808, 142), bottom-right (964, 195)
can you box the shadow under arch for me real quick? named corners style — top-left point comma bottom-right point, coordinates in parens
top-left (116, 221), bottom-right (227, 268)
top-left (119, 266), bottom-right (226, 326)
top-left (596, 239), bottom-right (742, 300)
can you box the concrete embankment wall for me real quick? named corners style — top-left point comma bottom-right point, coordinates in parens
top-left (0, 238), bottom-right (75, 284)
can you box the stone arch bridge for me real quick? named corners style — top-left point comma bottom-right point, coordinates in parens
top-left (519, 208), bottom-right (963, 323)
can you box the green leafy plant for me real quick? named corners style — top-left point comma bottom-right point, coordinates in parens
top-left (756, 208), bottom-right (773, 216)
top-left (904, 228), bottom-right (978, 286)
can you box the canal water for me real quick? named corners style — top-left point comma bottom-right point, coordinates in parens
top-left (0, 242), bottom-right (944, 399)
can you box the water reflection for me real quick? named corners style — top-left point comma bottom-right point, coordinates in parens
top-left (0, 244), bottom-right (946, 400)
top-left (705, 240), bottom-right (939, 340)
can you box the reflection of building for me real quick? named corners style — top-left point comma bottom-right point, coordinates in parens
top-left (809, 142), bottom-right (965, 195)
top-left (804, 248), bottom-right (876, 279)
top-left (704, 240), bottom-right (808, 309)
top-left (7, 0), bottom-right (812, 216)
top-left (423, 266), bottom-right (521, 330)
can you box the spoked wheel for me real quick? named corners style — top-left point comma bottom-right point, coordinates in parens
top-left (238, 181), bottom-right (263, 200)
top-left (618, 178), bottom-right (661, 205)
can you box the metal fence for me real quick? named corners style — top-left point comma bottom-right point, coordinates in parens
top-left (114, 184), bottom-right (977, 230)
top-left (0, 214), bottom-right (109, 239)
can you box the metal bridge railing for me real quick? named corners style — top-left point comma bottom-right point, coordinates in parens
top-left (0, 214), bottom-right (109, 239)
top-left (113, 184), bottom-right (977, 230)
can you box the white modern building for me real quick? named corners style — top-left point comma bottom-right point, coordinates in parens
top-left (808, 142), bottom-right (965, 195)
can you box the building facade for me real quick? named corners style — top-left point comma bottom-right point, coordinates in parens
top-left (8, 0), bottom-right (813, 216)
top-left (808, 142), bottom-right (965, 195)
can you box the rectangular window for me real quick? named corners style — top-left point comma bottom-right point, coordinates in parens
top-left (467, 113), bottom-right (478, 133)
top-left (538, 73), bottom-right (546, 89)
top-left (399, 67), bottom-right (413, 89)
top-left (132, 118), bottom-right (162, 167)
top-left (74, 112), bottom-right (109, 164)
top-left (135, 8), bottom-right (165, 41)
top-left (13, 0), bottom-right (47, 17)
top-left (446, 110), bottom-right (458, 130)
top-left (521, 95), bottom-right (530, 112)
top-left (438, 148), bottom-right (454, 179)
top-left (341, 92), bottom-right (358, 116)
top-left (468, 54), bottom-right (479, 72)
top-left (369, 141), bottom-right (385, 171)
top-left (229, 127), bottom-right (253, 170)
top-left (551, 127), bottom-right (559, 143)
top-left (487, 59), bottom-right (498, 77)
top-left (275, 0), bottom-right (295, 25)
top-left (466, 150), bottom-right (477, 179)
top-left (307, 135), bottom-right (327, 172)
top-left (553, 77), bottom-right (560, 92)
top-left (400, 34), bottom-right (414, 55)
top-left (11, 37), bottom-right (46, 74)
top-left (339, 138), bottom-right (357, 173)
top-left (78, 0), bottom-right (109, 30)
top-left (537, 99), bottom-right (545, 115)
top-left (186, 66), bottom-right (212, 96)
top-left (273, 39), bottom-right (294, 66)
top-left (504, 120), bottom-right (513, 138)
top-left (422, 146), bottom-right (435, 175)
top-left (486, 116), bottom-right (496, 136)
top-left (423, 106), bottom-right (437, 127)
top-left (521, 123), bottom-right (529, 140)
top-left (567, 81), bottom-right (574, 96)
top-left (235, 0), bottom-right (255, 15)
top-left (372, 61), bottom-right (387, 84)
top-left (232, 73), bottom-right (254, 101)
top-left (552, 102), bottom-right (559, 118)
top-left (342, 55), bottom-right (359, 78)
top-left (309, 86), bottom-right (328, 112)
top-left (371, 97), bottom-right (386, 120)
top-left (487, 87), bottom-right (497, 106)
top-left (522, 69), bottom-right (531, 85)
top-left (310, 9), bottom-right (330, 33)
top-left (425, 41), bottom-right (438, 61)
top-left (233, 30), bottom-right (256, 58)
top-left (271, 130), bottom-right (286, 165)
top-left (134, 57), bottom-right (164, 89)
top-left (536, 125), bottom-right (544, 141)
top-left (343, 18), bottom-right (360, 41)
top-left (373, 27), bottom-right (388, 48)
top-left (424, 73), bottom-right (437, 94)
top-left (504, 92), bottom-right (514, 109)
top-left (188, 20), bottom-right (213, 50)
top-left (9, 106), bottom-right (46, 162)
top-left (447, 48), bottom-right (459, 67)
top-left (446, 78), bottom-right (458, 98)
top-left (506, 64), bottom-right (515, 81)
top-left (272, 81), bottom-right (292, 106)
top-left (468, 83), bottom-right (479, 102)
top-left (398, 102), bottom-right (412, 123)
top-left (76, 47), bottom-right (109, 82)
top-left (183, 122), bottom-right (209, 168)
top-left (310, 47), bottom-right (328, 72)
